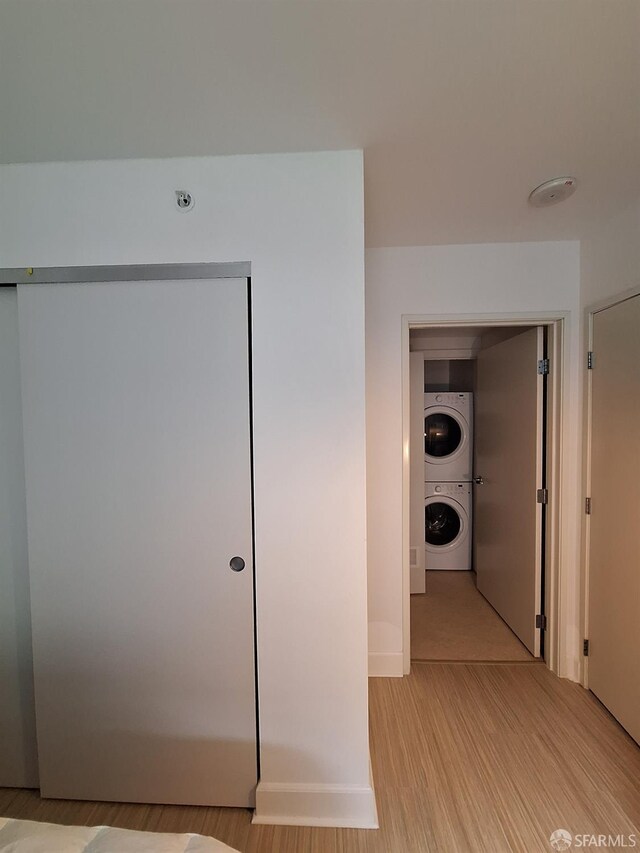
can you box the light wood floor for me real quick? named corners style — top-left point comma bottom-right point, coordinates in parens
top-left (411, 571), bottom-right (534, 662)
top-left (2, 664), bottom-right (639, 852)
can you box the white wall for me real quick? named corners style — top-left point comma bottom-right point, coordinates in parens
top-left (580, 200), bottom-right (640, 307)
top-left (365, 242), bottom-right (582, 680)
top-left (0, 289), bottom-right (38, 787)
top-left (0, 151), bottom-right (376, 828)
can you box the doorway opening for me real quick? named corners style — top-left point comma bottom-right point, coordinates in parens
top-left (402, 316), bottom-right (563, 673)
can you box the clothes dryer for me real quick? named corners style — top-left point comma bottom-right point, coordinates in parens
top-left (424, 392), bottom-right (473, 482)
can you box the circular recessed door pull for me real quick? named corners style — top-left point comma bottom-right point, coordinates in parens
top-left (229, 556), bottom-right (246, 572)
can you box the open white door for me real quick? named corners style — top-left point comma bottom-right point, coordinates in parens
top-left (474, 327), bottom-right (544, 656)
top-left (588, 295), bottom-right (640, 744)
top-left (409, 351), bottom-right (426, 593)
top-left (18, 277), bottom-right (257, 806)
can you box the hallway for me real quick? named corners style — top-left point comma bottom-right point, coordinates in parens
top-left (411, 571), bottom-right (534, 662)
top-left (369, 663), bottom-right (639, 851)
top-left (1, 664), bottom-right (638, 852)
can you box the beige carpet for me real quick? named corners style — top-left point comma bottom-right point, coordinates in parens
top-left (411, 571), bottom-right (534, 661)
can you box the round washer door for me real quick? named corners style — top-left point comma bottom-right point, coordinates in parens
top-left (424, 496), bottom-right (468, 552)
top-left (424, 406), bottom-right (469, 464)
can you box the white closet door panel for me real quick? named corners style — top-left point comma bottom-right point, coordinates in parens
top-left (0, 289), bottom-right (38, 787)
top-left (589, 295), bottom-right (640, 745)
top-left (18, 278), bottom-right (256, 806)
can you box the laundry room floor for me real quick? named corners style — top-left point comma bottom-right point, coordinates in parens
top-left (411, 571), bottom-right (534, 661)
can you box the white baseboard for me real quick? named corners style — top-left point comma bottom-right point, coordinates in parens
top-left (252, 774), bottom-right (378, 829)
top-left (368, 651), bottom-right (404, 677)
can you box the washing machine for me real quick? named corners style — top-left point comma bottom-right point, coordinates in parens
top-left (425, 482), bottom-right (472, 571)
top-left (424, 392), bottom-right (473, 482)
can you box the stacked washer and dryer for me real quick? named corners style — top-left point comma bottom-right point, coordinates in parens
top-left (424, 392), bottom-right (473, 571)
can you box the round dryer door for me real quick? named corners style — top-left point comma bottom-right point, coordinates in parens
top-left (425, 499), bottom-right (463, 548)
top-left (424, 410), bottom-right (464, 459)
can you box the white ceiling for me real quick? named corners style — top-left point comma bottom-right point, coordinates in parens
top-left (1, 1), bottom-right (639, 247)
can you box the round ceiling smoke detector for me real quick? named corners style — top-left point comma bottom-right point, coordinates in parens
top-left (528, 177), bottom-right (576, 207)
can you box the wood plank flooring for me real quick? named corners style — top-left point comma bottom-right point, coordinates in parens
top-left (1, 664), bottom-right (639, 852)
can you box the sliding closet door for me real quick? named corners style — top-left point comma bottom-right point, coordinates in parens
top-left (18, 278), bottom-right (257, 806)
top-left (0, 289), bottom-right (38, 787)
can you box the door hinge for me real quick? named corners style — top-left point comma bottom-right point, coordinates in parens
top-left (537, 358), bottom-right (550, 375)
top-left (587, 351), bottom-right (594, 370)
top-left (583, 639), bottom-right (590, 657)
top-left (537, 488), bottom-right (548, 505)
top-left (536, 614), bottom-right (547, 630)
top-left (585, 497), bottom-right (592, 515)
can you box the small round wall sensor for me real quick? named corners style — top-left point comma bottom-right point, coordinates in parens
top-left (528, 177), bottom-right (576, 207)
top-left (175, 190), bottom-right (194, 211)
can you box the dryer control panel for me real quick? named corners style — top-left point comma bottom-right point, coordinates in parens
top-left (432, 392), bottom-right (470, 405)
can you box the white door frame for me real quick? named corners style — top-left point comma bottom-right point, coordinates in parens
top-left (582, 283), bottom-right (640, 688)
top-left (402, 311), bottom-right (567, 675)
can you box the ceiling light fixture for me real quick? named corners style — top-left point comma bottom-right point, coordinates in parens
top-left (528, 177), bottom-right (577, 207)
